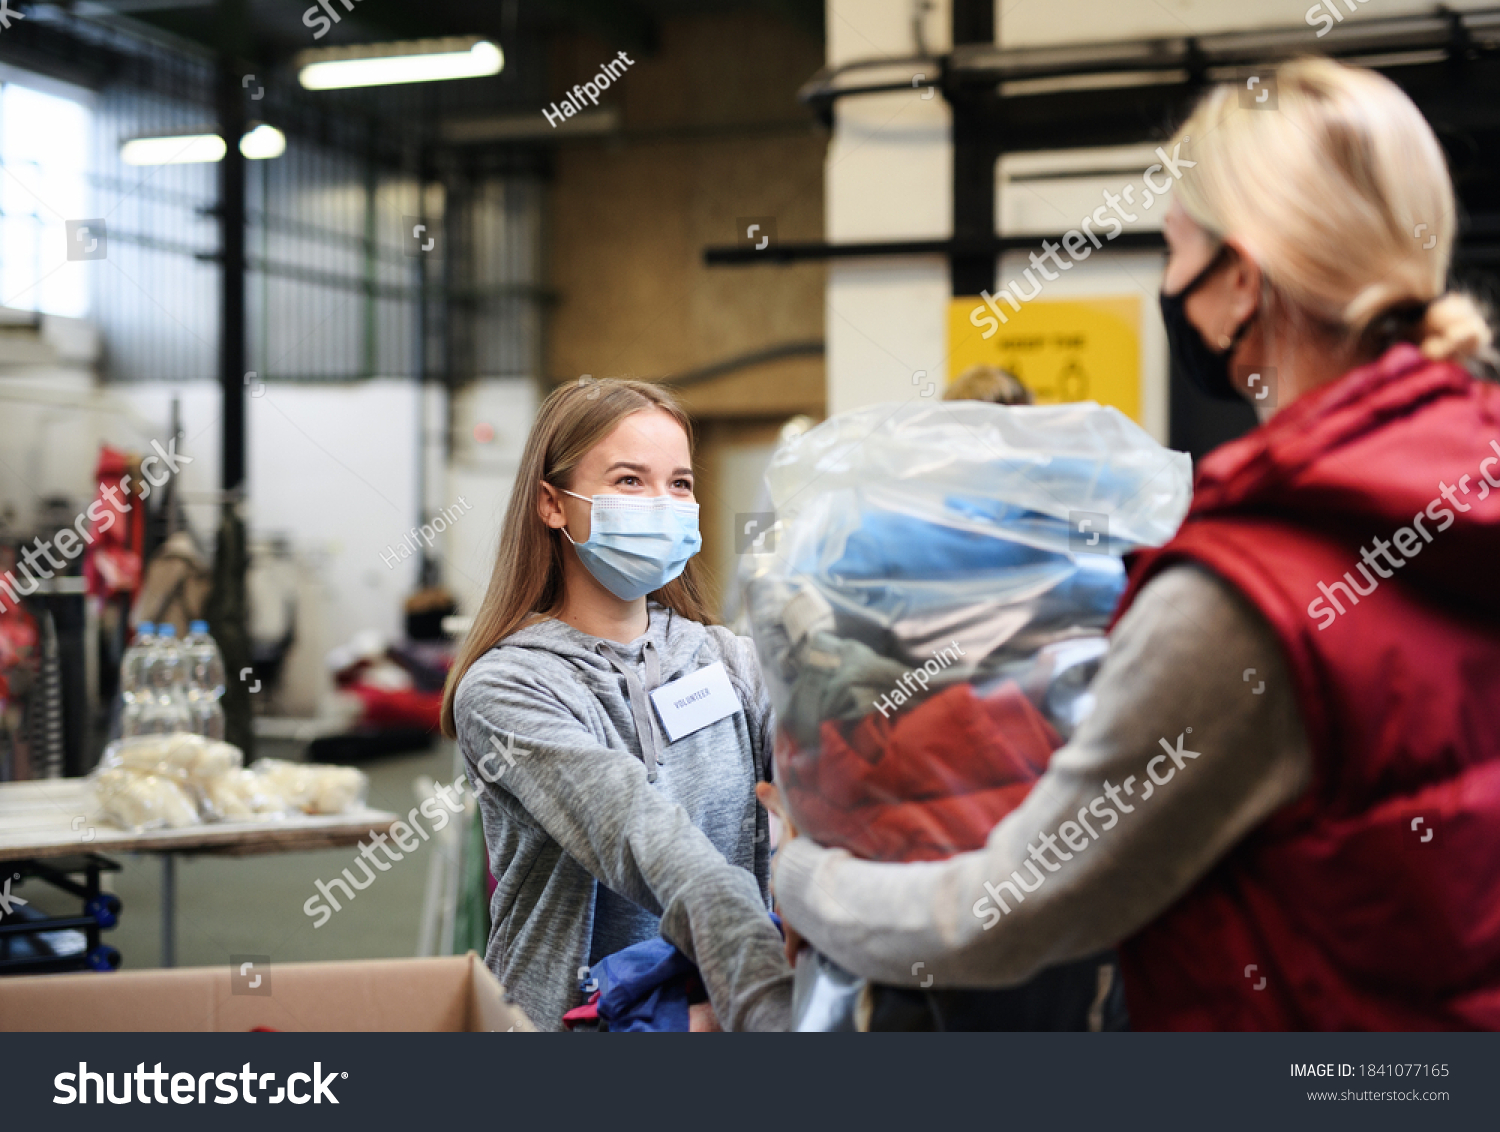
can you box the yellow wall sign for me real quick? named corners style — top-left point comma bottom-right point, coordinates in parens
top-left (947, 295), bottom-right (1141, 423)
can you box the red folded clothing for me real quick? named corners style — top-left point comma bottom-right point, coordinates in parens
top-left (787, 780), bottom-right (1035, 862)
top-left (779, 680), bottom-right (1061, 863)
top-left (562, 992), bottom-right (600, 1030)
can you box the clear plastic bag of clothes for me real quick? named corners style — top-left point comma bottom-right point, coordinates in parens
top-left (740, 400), bottom-right (1192, 864)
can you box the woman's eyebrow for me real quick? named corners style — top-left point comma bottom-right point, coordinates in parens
top-left (602, 461), bottom-right (693, 476)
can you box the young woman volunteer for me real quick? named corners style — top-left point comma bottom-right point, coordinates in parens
top-left (763, 57), bottom-right (1500, 1029)
top-left (442, 379), bottom-right (790, 1032)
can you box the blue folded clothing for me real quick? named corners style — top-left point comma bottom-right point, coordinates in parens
top-left (591, 916), bottom-right (784, 1032)
top-left (593, 937), bottom-right (696, 1032)
top-left (826, 508), bottom-right (1066, 581)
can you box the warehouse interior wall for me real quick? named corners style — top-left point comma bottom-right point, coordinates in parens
top-left (994, 0), bottom-right (1484, 45)
top-left (823, 0), bottom-right (952, 416)
top-left (0, 369), bottom-right (424, 702)
top-left (0, 3), bottom-right (828, 693)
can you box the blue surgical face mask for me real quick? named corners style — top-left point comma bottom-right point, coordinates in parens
top-left (554, 487), bottom-right (702, 601)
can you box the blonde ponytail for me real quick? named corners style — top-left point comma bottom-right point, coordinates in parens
top-left (1419, 293), bottom-right (1495, 364)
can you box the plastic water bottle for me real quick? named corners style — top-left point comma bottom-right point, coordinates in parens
top-left (150, 623), bottom-right (192, 735)
top-left (184, 620), bottom-right (226, 740)
top-left (119, 622), bottom-right (156, 739)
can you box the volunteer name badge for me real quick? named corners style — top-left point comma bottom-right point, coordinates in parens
top-left (650, 661), bottom-right (741, 743)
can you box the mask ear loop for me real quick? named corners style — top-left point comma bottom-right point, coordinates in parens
top-left (1197, 244), bottom-right (1259, 356)
top-left (1164, 242), bottom-right (1230, 301)
top-left (542, 480), bottom-right (586, 545)
top-left (1222, 269), bottom-right (1274, 409)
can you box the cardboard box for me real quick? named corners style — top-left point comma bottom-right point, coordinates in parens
top-left (0, 951), bottom-right (534, 1032)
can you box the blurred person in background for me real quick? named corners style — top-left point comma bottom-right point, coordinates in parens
top-left (944, 364), bottom-right (1034, 405)
top-left (443, 379), bottom-right (790, 1031)
top-left (762, 57), bottom-right (1500, 1030)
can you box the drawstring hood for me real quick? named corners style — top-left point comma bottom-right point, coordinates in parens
top-left (597, 639), bottom-right (664, 782)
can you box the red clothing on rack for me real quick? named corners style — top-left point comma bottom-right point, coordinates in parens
top-left (85, 446), bottom-right (145, 603)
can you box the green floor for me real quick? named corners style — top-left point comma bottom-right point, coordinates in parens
top-left (24, 739), bottom-right (458, 972)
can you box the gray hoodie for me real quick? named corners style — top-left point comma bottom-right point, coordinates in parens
top-left (453, 602), bottom-right (793, 1031)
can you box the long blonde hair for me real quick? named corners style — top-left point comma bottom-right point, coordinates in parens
top-left (1171, 57), bottom-right (1492, 366)
top-left (441, 379), bottom-right (715, 738)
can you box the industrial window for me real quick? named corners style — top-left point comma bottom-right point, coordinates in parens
top-left (0, 80), bottom-right (93, 319)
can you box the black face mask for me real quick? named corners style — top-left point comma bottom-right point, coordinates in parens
top-left (1159, 246), bottom-right (1258, 402)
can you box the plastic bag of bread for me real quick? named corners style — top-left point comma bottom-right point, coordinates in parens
top-left (102, 733), bottom-right (243, 781)
top-left (92, 766), bottom-right (201, 832)
top-left (200, 768), bottom-right (290, 822)
top-left (250, 758), bottom-right (368, 815)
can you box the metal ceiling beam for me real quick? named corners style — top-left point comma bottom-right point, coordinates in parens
top-left (75, 0), bottom-right (515, 62)
top-left (798, 6), bottom-right (1500, 113)
top-left (703, 231), bottom-right (1167, 266)
top-left (947, 10), bottom-right (1500, 85)
top-left (216, 0), bottom-right (248, 497)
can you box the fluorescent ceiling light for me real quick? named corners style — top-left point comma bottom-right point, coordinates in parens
top-left (297, 37), bottom-right (503, 90)
top-left (239, 124), bottom-right (286, 159)
top-left (120, 133), bottom-right (226, 165)
top-left (120, 125), bottom-right (287, 165)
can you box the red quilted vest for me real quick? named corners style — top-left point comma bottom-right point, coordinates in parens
top-left (1113, 344), bottom-right (1500, 1030)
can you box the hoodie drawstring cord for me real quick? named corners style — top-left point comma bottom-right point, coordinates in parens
top-left (597, 639), bottom-right (663, 783)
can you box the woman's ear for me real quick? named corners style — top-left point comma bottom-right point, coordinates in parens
top-left (538, 482), bottom-right (568, 530)
top-left (1221, 237), bottom-right (1264, 332)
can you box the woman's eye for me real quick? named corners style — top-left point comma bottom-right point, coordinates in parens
top-left (615, 475), bottom-right (641, 487)
top-left (673, 479), bottom-right (694, 492)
